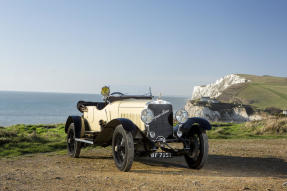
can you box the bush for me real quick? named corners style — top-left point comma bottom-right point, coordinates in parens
top-left (245, 117), bottom-right (287, 135)
top-left (261, 117), bottom-right (287, 134)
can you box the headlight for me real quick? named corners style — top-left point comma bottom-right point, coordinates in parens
top-left (141, 109), bottom-right (154, 124)
top-left (175, 109), bottom-right (188, 124)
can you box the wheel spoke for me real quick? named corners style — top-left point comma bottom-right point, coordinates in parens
top-left (120, 150), bottom-right (125, 160)
top-left (186, 134), bottom-right (201, 159)
top-left (120, 139), bottom-right (125, 146)
top-left (67, 130), bottom-right (75, 153)
top-left (114, 134), bottom-right (126, 163)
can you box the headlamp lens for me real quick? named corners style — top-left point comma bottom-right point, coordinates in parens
top-left (141, 109), bottom-right (154, 124)
top-left (175, 109), bottom-right (188, 124)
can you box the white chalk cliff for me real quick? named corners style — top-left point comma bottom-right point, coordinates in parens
top-left (185, 102), bottom-right (262, 122)
top-left (185, 74), bottom-right (261, 122)
top-left (191, 74), bottom-right (248, 100)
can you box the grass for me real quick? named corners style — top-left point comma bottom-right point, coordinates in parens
top-left (217, 74), bottom-right (287, 110)
top-left (208, 117), bottom-right (287, 139)
top-left (1, 118), bottom-right (287, 158)
top-left (0, 124), bottom-right (66, 158)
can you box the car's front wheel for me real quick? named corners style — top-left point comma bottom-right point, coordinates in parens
top-left (184, 130), bottom-right (208, 169)
top-left (112, 125), bottom-right (134, 172)
top-left (67, 123), bottom-right (81, 158)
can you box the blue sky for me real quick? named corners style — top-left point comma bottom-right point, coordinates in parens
top-left (0, 0), bottom-right (286, 96)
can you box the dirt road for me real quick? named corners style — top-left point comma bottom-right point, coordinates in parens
top-left (1, 139), bottom-right (287, 191)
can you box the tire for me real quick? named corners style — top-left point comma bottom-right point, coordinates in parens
top-left (67, 123), bottom-right (81, 158)
top-left (112, 125), bottom-right (134, 172)
top-left (184, 131), bottom-right (208, 169)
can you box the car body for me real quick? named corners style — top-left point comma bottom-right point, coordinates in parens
top-left (65, 87), bottom-right (211, 171)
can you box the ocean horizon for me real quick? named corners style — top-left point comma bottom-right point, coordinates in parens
top-left (0, 91), bottom-right (188, 127)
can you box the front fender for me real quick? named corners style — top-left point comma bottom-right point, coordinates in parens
top-left (174, 117), bottom-right (211, 136)
top-left (105, 118), bottom-right (138, 135)
top-left (94, 118), bottom-right (139, 145)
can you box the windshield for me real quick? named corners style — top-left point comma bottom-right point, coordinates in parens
top-left (109, 85), bottom-right (152, 96)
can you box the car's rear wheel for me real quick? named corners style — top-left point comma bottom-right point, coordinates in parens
top-left (112, 125), bottom-right (134, 172)
top-left (184, 130), bottom-right (208, 169)
top-left (67, 123), bottom-right (81, 158)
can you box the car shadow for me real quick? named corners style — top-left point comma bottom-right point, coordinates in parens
top-left (79, 155), bottom-right (113, 160)
top-left (134, 156), bottom-right (186, 168)
top-left (134, 155), bottom-right (287, 178)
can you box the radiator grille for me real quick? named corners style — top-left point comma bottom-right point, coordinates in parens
top-left (148, 104), bottom-right (173, 139)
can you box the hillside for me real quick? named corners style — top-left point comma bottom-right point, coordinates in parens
top-left (217, 74), bottom-right (287, 109)
top-left (191, 74), bottom-right (287, 110)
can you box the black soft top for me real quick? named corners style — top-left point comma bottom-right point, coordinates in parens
top-left (77, 95), bottom-right (152, 112)
top-left (107, 95), bottom-right (152, 103)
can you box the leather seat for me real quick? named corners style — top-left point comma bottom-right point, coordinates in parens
top-left (77, 101), bottom-right (108, 112)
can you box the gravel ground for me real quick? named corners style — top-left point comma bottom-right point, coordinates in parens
top-left (1, 139), bottom-right (287, 191)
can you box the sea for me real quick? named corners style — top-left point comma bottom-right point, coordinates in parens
top-left (0, 91), bottom-right (188, 127)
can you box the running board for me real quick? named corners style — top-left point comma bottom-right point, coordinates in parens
top-left (75, 138), bottom-right (94, 145)
top-left (85, 131), bottom-right (98, 134)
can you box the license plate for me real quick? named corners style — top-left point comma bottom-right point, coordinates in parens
top-left (150, 152), bottom-right (172, 158)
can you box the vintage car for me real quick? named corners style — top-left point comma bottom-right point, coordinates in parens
top-left (65, 87), bottom-right (211, 172)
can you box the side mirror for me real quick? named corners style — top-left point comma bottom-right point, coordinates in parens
top-left (101, 86), bottom-right (110, 99)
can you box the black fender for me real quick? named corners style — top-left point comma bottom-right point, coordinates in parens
top-left (65, 116), bottom-right (85, 138)
top-left (174, 117), bottom-right (211, 136)
top-left (94, 118), bottom-right (139, 145)
top-left (106, 118), bottom-right (138, 135)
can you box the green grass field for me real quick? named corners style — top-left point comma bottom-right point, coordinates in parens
top-left (0, 124), bottom-right (66, 158)
top-left (1, 118), bottom-right (287, 158)
top-left (218, 74), bottom-right (287, 109)
top-left (208, 122), bottom-right (287, 139)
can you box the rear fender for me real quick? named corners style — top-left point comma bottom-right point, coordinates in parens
top-left (65, 116), bottom-right (85, 138)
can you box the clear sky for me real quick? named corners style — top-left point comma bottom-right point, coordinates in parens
top-left (0, 0), bottom-right (286, 97)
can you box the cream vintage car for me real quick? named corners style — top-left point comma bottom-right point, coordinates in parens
top-left (65, 87), bottom-right (211, 172)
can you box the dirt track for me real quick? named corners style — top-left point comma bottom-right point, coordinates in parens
top-left (1, 139), bottom-right (287, 191)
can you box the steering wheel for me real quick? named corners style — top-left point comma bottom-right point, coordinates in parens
top-left (110, 92), bottom-right (124, 96)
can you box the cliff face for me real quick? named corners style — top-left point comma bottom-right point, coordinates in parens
top-left (186, 74), bottom-right (287, 121)
top-left (185, 100), bottom-right (262, 122)
top-left (186, 74), bottom-right (263, 122)
top-left (191, 74), bottom-right (248, 100)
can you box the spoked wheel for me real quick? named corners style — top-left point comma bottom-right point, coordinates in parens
top-left (112, 125), bottom-right (134, 172)
top-left (67, 124), bottom-right (81, 158)
top-left (184, 130), bottom-right (208, 169)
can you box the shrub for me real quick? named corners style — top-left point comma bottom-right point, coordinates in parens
top-left (246, 117), bottom-right (287, 135)
top-left (262, 117), bottom-right (287, 134)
